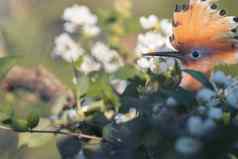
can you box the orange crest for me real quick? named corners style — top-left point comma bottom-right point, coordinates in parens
top-left (171, 0), bottom-right (238, 51)
top-left (169, 0), bottom-right (238, 89)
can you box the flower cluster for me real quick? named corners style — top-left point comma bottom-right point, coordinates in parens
top-left (52, 5), bottom-right (125, 75)
top-left (135, 15), bottom-right (176, 73)
top-left (53, 33), bottom-right (84, 62)
top-left (51, 4), bottom-right (130, 116)
top-left (63, 5), bottom-right (100, 36)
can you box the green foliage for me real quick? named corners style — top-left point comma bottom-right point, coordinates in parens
top-left (215, 64), bottom-right (238, 77)
top-left (18, 119), bottom-right (54, 148)
top-left (112, 65), bottom-right (145, 80)
top-left (26, 111), bottom-right (40, 129)
top-left (183, 69), bottom-right (214, 90)
top-left (11, 117), bottom-right (29, 132)
top-left (0, 56), bottom-right (17, 80)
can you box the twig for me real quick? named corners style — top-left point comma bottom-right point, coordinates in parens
top-left (71, 61), bottom-right (79, 108)
top-left (0, 125), bottom-right (102, 141)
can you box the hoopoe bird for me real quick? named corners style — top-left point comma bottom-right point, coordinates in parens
top-left (144, 0), bottom-right (238, 90)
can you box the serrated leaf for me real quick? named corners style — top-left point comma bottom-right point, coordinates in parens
top-left (0, 56), bottom-right (17, 79)
top-left (77, 75), bottom-right (90, 96)
top-left (182, 69), bottom-right (214, 90)
top-left (27, 111), bottom-right (40, 129)
top-left (18, 119), bottom-right (54, 148)
top-left (86, 74), bottom-right (120, 109)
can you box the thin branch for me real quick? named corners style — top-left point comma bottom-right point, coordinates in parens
top-left (29, 129), bottom-right (102, 141)
top-left (0, 125), bottom-right (102, 141)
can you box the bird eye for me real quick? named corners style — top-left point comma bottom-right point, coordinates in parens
top-left (191, 50), bottom-right (201, 59)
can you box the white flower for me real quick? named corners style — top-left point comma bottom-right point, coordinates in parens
top-left (175, 137), bottom-right (201, 155)
top-left (82, 25), bottom-right (100, 37)
top-left (91, 42), bottom-right (117, 63)
top-left (115, 114), bottom-right (127, 124)
top-left (137, 57), bottom-right (151, 69)
top-left (62, 5), bottom-right (100, 36)
top-left (196, 88), bottom-right (216, 104)
top-left (64, 22), bottom-right (78, 33)
top-left (91, 42), bottom-right (123, 73)
top-left (110, 80), bottom-right (128, 94)
top-left (135, 31), bottom-right (166, 55)
top-left (140, 15), bottom-right (158, 30)
top-left (115, 108), bottom-right (138, 124)
top-left (159, 62), bottom-right (169, 72)
top-left (208, 107), bottom-right (223, 120)
top-left (80, 55), bottom-right (101, 74)
top-left (67, 109), bottom-right (78, 121)
top-left (157, 58), bottom-right (176, 73)
top-left (104, 61), bottom-right (123, 73)
top-left (63, 5), bottom-right (97, 26)
top-left (136, 56), bottom-right (175, 73)
top-left (53, 33), bottom-right (84, 62)
top-left (160, 19), bottom-right (173, 36)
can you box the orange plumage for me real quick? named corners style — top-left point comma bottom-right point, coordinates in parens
top-left (169, 0), bottom-right (238, 90)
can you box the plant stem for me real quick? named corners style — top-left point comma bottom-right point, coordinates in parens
top-left (0, 125), bottom-right (102, 141)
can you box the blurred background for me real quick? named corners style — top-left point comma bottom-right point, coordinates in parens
top-left (0, 0), bottom-right (238, 158)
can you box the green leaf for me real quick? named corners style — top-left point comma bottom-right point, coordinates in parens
top-left (112, 65), bottom-right (144, 80)
top-left (73, 56), bottom-right (84, 70)
top-left (77, 74), bottom-right (90, 96)
top-left (0, 104), bottom-right (13, 122)
top-left (0, 56), bottom-right (17, 79)
top-left (182, 69), bottom-right (214, 90)
top-left (223, 112), bottom-right (231, 126)
top-left (27, 111), bottom-right (40, 129)
top-left (86, 74), bottom-right (120, 109)
top-left (11, 118), bottom-right (29, 132)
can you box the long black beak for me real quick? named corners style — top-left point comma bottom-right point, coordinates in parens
top-left (143, 51), bottom-right (183, 60)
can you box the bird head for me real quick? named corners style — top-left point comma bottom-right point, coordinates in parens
top-left (143, 0), bottom-right (238, 90)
